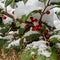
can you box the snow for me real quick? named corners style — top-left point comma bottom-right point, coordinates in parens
top-left (20, 23), bottom-right (26, 28)
top-left (2, 35), bottom-right (14, 40)
top-left (56, 43), bottom-right (60, 48)
top-left (8, 31), bottom-right (18, 35)
top-left (54, 20), bottom-right (60, 30)
top-left (50, 35), bottom-right (60, 39)
top-left (14, 0), bottom-right (44, 19)
top-left (33, 22), bottom-right (39, 26)
top-left (0, 36), bottom-right (3, 39)
top-left (23, 30), bottom-right (39, 37)
top-left (31, 51), bottom-right (35, 55)
top-left (0, 27), bottom-right (2, 30)
top-left (6, 38), bottom-right (21, 48)
top-left (26, 40), bottom-right (51, 57)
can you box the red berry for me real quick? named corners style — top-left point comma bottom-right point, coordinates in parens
top-left (25, 24), bottom-right (29, 29)
top-left (33, 19), bottom-right (38, 22)
top-left (37, 24), bottom-right (42, 30)
top-left (45, 29), bottom-right (48, 34)
top-left (2, 15), bottom-right (7, 20)
top-left (32, 26), bottom-right (36, 31)
top-left (30, 17), bottom-right (33, 22)
top-left (32, 26), bottom-right (41, 32)
top-left (45, 33), bottom-right (50, 39)
top-left (46, 10), bottom-right (50, 14)
top-left (12, 11), bottom-right (14, 14)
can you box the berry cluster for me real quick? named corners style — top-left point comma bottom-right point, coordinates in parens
top-left (30, 16), bottom-right (50, 39)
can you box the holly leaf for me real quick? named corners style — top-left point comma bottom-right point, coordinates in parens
top-left (22, 0), bottom-right (28, 4)
top-left (51, 2), bottom-right (60, 5)
top-left (48, 37), bottom-right (60, 44)
top-left (25, 34), bottom-right (40, 42)
top-left (21, 15), bottom-right (27, 22)
top-left (41, 25), bottom-right (46, 33)
top-left (10, 0), bottom-right (15, 8)
top-left (15, 21), bottom-right (20, 27)
top-left (39, 0), bottom-right (47, 3)
top-left (47, 50), bottom-right (57, 60)
top-left (0, 39), bottom-right (8, 48)
top-left (5, 0), bottom-right (14, 7)
top-left (36, 55), bottom-right (46, 60)
top-left (20, 49), bottom-right (32, 60)
top-left (19, 28), bottom-right (25, 35)
top-left (0, 24), bottom-right (10, 34)
top-left (51, 30), bottom-right (60, 36)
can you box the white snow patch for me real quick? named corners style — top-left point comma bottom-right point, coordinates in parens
top-left (8, 31), bottom-right (18, 35)
top-left (23, 30), bottom-right (39, 37)
top-left (2, 35), bottom-right (14, 40)
top-left (31, 51), bottom-right (35, 55)
top-left (50, 35), bottom-right (60, 39)
top-left (56, 43), bottom-right (60, 48)
top-left (6, 38), bottom-right (21, 48)
top-left (0, 27), bottom-right (2, 30)
top-left (26, 40), bottom-right (51, 57)
top-left (0, 36), bottom-right (3, 39)
top-left (20, 23), bottom-right (26, 28)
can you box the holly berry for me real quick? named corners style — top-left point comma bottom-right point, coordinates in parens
top-left (30, 17), bottom-right (33, 22)
top-left (32, 26), bottom-right (36, 31)
top-left (12, 11), bottom-right (14, 14)
top-left (32, 26), bottom-right (41, 32)
top-left (45, 33), bottom-right (50, 39)
top-left (25, 24), bottom-right (29, 29)
top-left (33, 19), bottom-right (38, 22)
top-left (2, 15), bottom-right (7, 20)
top-left (45, 29), bottom-right (48, 34)
top-left (32, 26), bottom-right (38, 31)
top-left (37, 24), bottom-right (42, 30)
top-left (46, 10), bottom-right (50, 14)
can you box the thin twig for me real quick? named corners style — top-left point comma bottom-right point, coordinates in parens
top-left (1, 10), bottom-right (14, 20)
top-left (39, 0), bottom-right (51, 23)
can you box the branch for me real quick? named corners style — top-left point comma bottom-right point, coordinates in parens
top-left (0, 10), bottom-right (14, 20)
top-left (39, 0), bottom-right (51, 23)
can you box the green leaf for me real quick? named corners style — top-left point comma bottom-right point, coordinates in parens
top-left (3, 41), bottom-right (11, 53)
top-left (23, 10), bottom-right (42, 22)
top-left (15, 21), bottom-right (20, 27)
top-left (20, 38), bottom-right (24, 49)
top-left (20, 48), bottom-right (37, 60)
top-left (47, 50), bottom-right (57, 60)
top-left (12, 45), bottom-right (21, 55)
top-left (51, 30), bottom-right (60, 36)
top-left (48, 37), bottom-right (60, 44)
top-left (51, 2), bottom-right (60, 5)
top-left (0, 8), bottom-right (3, 11)
top-left (5, 0), bottom-right (14, 7)
top-left (21, 15), bottom-right (27, 22)
top-left (0, 39), bottom-right (8, 48)
top-left (10, 0), bottom-right (15, 8)
top-left (41, 25), bottom-right (46, 33)
top-left (36, 55), bottom-right (46, 60)
top-left (19, 28), bottom-right (25, 35)
top-left (25, 34), bottom-right (40, 41)
top-left (20, 50), bottom-right (32, 60)
top-left (39, 0), bottom-right (47, 3)
top-left (22, 0), bottom-right (28, 4)
top-left (0, 24), bottom-right (10, 34)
